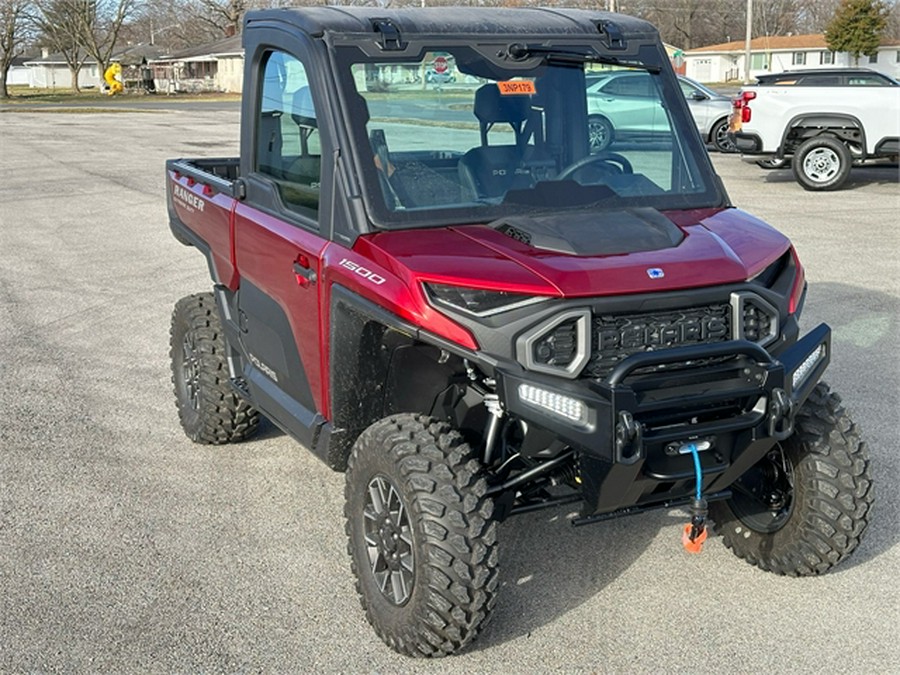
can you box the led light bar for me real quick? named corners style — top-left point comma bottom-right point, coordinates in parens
top-left (518, 384), bottom-right (588, 426)
top-left (792, 344), bottom-right (826, 390)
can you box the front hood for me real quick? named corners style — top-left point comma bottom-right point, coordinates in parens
top-left (357, 207), bottom-right (791, 298)
top-left (453, 207), bottom-right (791, 297)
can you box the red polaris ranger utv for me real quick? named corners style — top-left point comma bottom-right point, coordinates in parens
top-left (166, 7), bottom-right (872, 657)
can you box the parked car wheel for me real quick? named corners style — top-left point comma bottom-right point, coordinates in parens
top-left (792, 136), bottom-right (852, 191)
top-left (755, 157), bottom-right (789, 170)
top-left (345, 414), bottom-right (499, 657)
top-left (587, 114), bottom-right (614, 153)
top-left (710, 117), bottom-right (736, 153)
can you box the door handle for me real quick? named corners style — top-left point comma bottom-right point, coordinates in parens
top-left (292, 261), bottom-right (317, 285)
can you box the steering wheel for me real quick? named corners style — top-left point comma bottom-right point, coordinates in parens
top-left (557, 152), bottom-right (634, 181)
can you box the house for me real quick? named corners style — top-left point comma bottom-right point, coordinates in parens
top-left (7, 55), bottom-right (33, 86)
top-left (23, 48), bottom-right (101, 89)
top-left (685, 34), bottom-right (900, 83)
top-left (111, 43), bottom-right (168, 89)
top-left (149, 35), bottom-right (243, 94)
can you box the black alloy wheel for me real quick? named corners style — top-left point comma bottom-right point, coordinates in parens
top-left (363, 474), bottom-right (415, 605)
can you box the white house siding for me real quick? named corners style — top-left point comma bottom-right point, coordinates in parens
top-left (25, 63), bottom-right (101, 89)
top-left (685, 37), bottom-right (900, 83)
top-left (7, 66), bottom-right (30, 86)
top-left (216, 55), bottom-right (243, 93)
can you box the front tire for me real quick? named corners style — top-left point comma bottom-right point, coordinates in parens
top-left (710, 383), bottom-right (872, 576)
top-left (792, 136), bottom-right (852, 191)
top-left (345, 414), bottom-right (499, 657)
top-left (170, 293), bottom-right (259, 444)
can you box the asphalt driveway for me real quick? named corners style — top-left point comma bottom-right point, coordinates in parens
top-left (0, 107), bottom-right (897, 672)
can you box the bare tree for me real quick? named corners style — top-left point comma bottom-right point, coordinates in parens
top-left (0, 0), bottom-right (30, 98)
top-left (189, 0), bottom-right (247, 38)
top-left (32, 0), bottom-right (90, 91)
top-left (75, 0), bottom-right (138, 78)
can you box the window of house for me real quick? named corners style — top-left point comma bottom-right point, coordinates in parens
top-left (256, 51), bottom-right (321, 217)
top-left (751, 53), bottom-right (767, 70)
top-left (896, 50), bottom-right (900, 63)
top-left (792, 52), bottom-right (806, 66)
top-left (820, 51), bottom-right (834, 65)
top-left (868, 52), bottom-right (878, 64)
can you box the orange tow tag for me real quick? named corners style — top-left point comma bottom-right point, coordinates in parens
top-left (497, 80), bottom-right (537, 95)
top-left (682, 523), bottom-right (708, 554)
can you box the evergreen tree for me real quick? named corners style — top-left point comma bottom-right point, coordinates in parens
top-left (825, 0), bottom-right (890, 64)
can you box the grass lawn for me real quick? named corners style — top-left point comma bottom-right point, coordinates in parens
top-left (1, 85), bottom-right (241, 104)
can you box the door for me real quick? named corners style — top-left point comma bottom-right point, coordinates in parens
top-left (679, 78), bottom-right (711, 135)
top-left (233, 48), bottom-right (330, 446)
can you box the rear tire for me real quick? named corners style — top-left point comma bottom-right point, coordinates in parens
top-left (345, 414), bottom-right (499, 657)
top-left (710, 383), bottom-right (872, 576)
top-left (170, 293), bottom-right (259, 444)
top-left (792, 136), bottom-right (852, 191)
top-left (710, 118), bottom-right (736, 153)
top-left (755, 157), bottom-right (789, 170)
top-left (587, 114), bottom-right (614, 153)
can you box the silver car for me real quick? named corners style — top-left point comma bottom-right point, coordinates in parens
top-left (586, 72), bottom-right (736, 153)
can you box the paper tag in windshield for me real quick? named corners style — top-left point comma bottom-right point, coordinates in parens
top-left (497, 80), bottom-right (536, 95)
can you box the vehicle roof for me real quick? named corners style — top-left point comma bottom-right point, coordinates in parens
top-left (244, 6), bottom-right (659, 41)
top-left (756, 67), bottom-right (888, 79)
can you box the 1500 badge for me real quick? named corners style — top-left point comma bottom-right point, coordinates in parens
top-left (339, 258), bottom-right (386, 285)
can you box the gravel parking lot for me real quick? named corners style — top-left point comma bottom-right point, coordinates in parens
top-left (1, 106), bottom-right (898, 672)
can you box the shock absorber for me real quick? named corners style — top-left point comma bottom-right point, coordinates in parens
top-left (482, 393), bottom-right (504, 466)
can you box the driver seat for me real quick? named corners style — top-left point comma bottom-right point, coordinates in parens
top-left (458, 85), bottom-right (537, 199)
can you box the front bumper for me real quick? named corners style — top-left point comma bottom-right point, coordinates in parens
top-left (494, 324), bottom-right (830, 516)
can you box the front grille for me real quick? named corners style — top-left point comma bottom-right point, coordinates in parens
top-left (585, 303), bottom-right (732, 379)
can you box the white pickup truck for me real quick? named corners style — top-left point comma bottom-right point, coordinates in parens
top-left (729, 68), bottom-right (900, 190)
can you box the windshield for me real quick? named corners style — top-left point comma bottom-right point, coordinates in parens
top-left (336, 43), bottom-right (723, 228)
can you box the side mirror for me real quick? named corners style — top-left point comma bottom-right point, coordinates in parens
top-left (690, 91), bottom-right (708, 101)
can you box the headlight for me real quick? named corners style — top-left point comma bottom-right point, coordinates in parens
top-left (516, 308), bottom-right (591, 378)
top-left (518, 384), bottom-right (589, 426)
top-left (424, 283), bottom-right (546, 317)
top-left (731, 292), bottom-right (779, 347)
top-left (792, 344), bottom-right (826, 391)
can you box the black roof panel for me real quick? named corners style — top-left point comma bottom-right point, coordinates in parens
top-left (244, 6), bottom-right (658, 41)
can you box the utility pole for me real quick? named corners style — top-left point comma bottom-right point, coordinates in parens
top-left (743, 0), bottom-right (753, 84)
top-left (608, 0), bottom-right (617, 12)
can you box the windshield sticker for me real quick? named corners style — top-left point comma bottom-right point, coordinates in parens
top-left (497, 80), bottom-right (536, 95)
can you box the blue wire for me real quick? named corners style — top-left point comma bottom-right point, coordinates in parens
top-left (686, 443), bottom-right (703, 500)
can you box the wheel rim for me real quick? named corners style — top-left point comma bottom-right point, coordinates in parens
top-left (181, 333), bottom-right (201, 412)
top-left (588, 119), bottom-right (611, 153)
top-left (802, 148), bottom-right (840, 183)
top-left (728, 443), bottom-right (795, 533)
top-left (363, 475), bottom-right (415, 605)
top-left (714, 123), bottom-right (735, 152)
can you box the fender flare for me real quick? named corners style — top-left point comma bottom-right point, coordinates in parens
top-left (780, 113), bottom-right (867, 160)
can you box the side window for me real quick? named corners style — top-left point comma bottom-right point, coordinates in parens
top-left (805, 75), bottom-right (840, 86)
top-left (256, 50), bottom-right (321, 217)
top-left (678, 79), bottom-right (698, 98)
top-left (605, 74), bottom-right (652, 97)
top-left (848, 75), bottom-right (888, 86)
